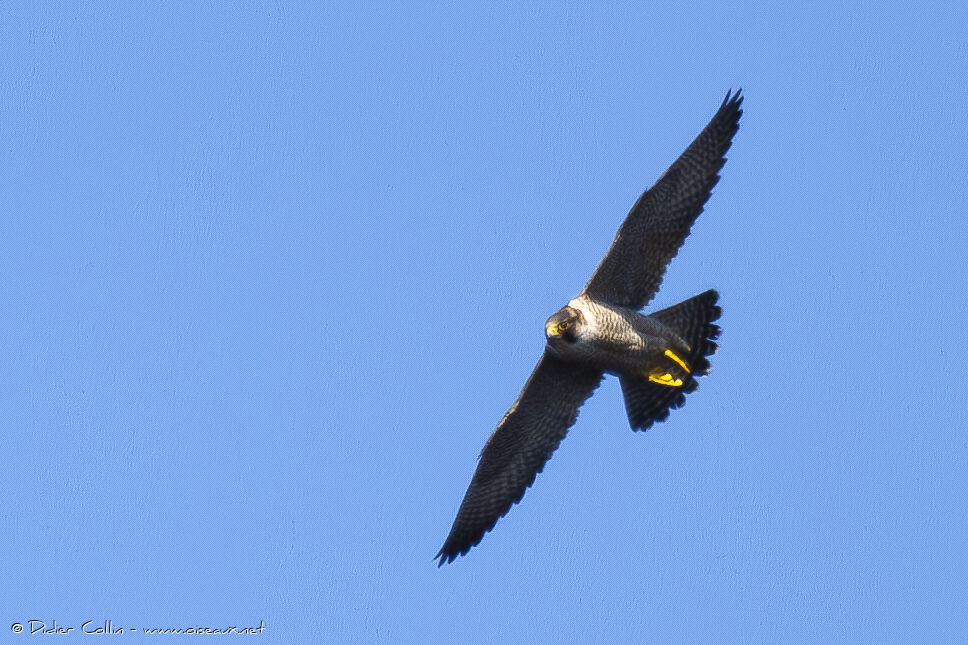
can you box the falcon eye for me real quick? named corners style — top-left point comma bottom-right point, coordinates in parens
top-left (558, 321), bottom-right (570, 331)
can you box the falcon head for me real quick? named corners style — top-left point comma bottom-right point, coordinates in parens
top-left (545, 306), bottom-right (584, 345)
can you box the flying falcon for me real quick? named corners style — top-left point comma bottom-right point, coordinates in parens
top-left (436, 90), bottom-right (743, 565)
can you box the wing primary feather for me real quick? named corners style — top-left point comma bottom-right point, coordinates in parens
top-left (581, 90), bottom-right (743, 310)
top-left (435, 353), bottom-right (603, 565)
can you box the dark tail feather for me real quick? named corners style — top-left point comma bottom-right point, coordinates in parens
top-left (651, 288), bottom-right (721, 377)
top-left (620, 290), bottom-right (721, 431)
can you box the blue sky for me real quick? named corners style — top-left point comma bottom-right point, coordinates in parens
top-left (3, 1), bottom-right (967, 643)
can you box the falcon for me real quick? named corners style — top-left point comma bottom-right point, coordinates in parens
top-left (436, 90), bottom-right (743, 565)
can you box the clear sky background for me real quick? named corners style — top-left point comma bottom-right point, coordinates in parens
top-left (3, 1), bottom-right (967, 643)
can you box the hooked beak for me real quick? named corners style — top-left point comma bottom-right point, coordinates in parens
top-left (545, 324), bottom-right (560, 339)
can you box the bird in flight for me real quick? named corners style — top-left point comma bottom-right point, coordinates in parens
top-left (436, 90), bottom-right (743, 566)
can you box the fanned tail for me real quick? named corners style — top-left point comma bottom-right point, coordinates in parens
top-left (620, 289), bottom-right (721, 431)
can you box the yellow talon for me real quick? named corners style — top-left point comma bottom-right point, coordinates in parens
top-left (664, 349), bottom-right (691, 373)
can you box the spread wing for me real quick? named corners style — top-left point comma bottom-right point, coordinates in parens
top-left (582, 90), bottom-right (743, 310)
top-left (435, 352), bottom-right (603, 565)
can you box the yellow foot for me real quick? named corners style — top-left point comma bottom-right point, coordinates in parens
top-left (647, 370), bottom-right (683, 387)
top-left (664, 349), bottom-right (691, 374)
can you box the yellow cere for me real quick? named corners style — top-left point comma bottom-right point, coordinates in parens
top-left (546, 325), bottom-right (560, 337)
top-left (664, 349), bottom-right (691, 373)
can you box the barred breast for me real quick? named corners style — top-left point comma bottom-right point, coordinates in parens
top-left (560, 295), bottom-right (652, 373)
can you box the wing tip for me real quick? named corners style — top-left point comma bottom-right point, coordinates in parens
top-left (434, 529), bottom-right (487, 567)
top-left (714, 89), bottom-right (744, 140)
top-left (722, 88), bottom-right (744, 110)
top-left (435, 466), bottom-right (551, 567)
top-left (718, 88), bottom-right (744, 130)
top-left (434, 546), bottom-right (455, 567)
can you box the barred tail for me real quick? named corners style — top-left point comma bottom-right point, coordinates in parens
top-left (620, 289), bottom-right (721, 431)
